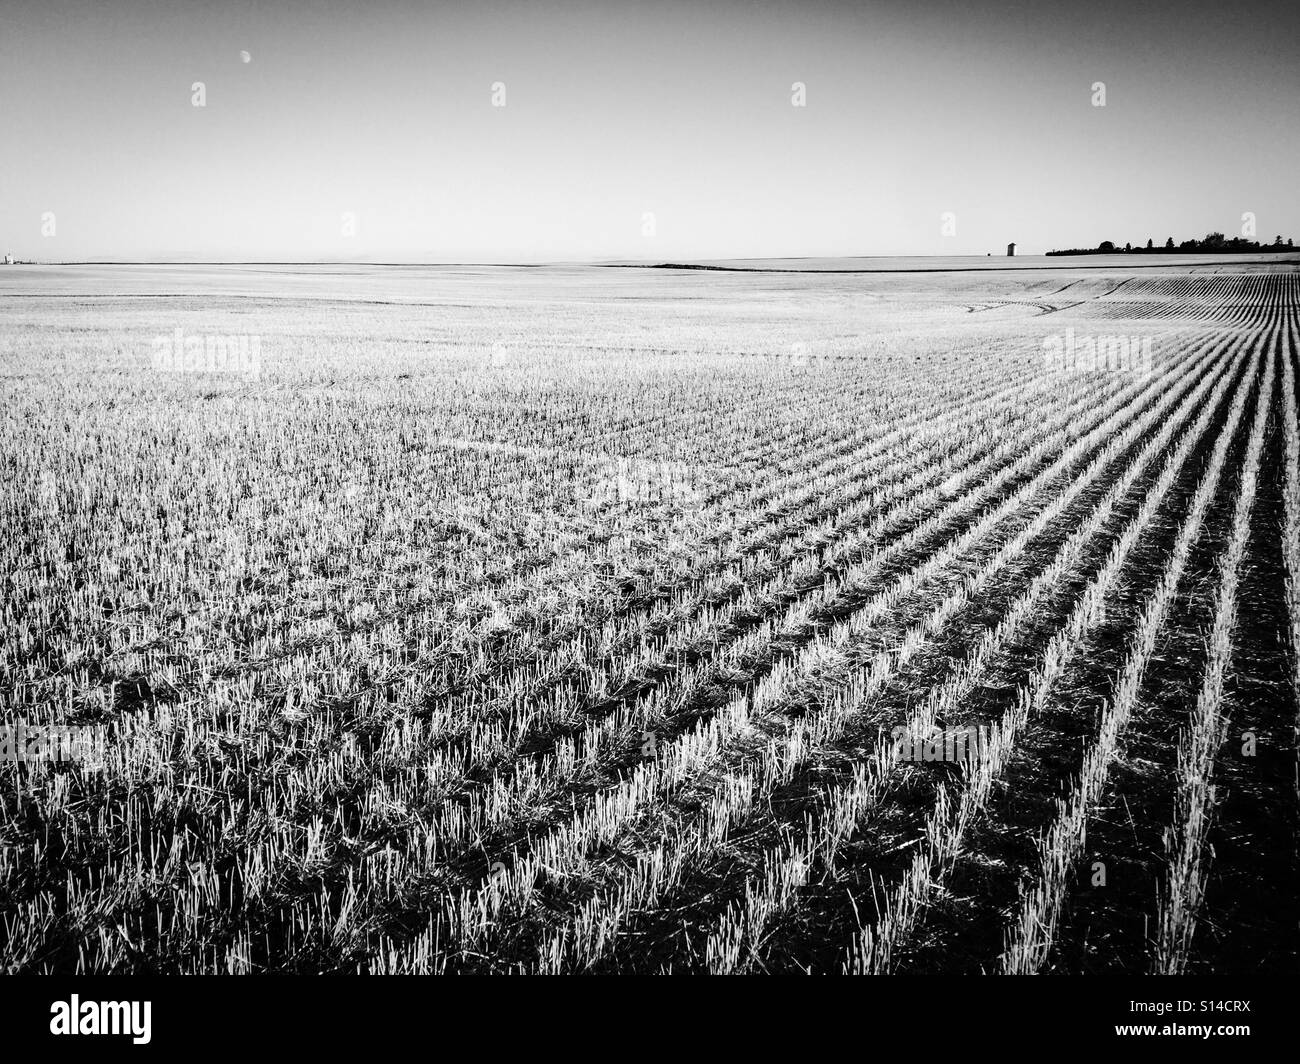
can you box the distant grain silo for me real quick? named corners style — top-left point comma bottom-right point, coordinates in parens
top-left (3, 254), bottom-right (12, 265)
top-left (1006, 243), bottom-right (1016, 257)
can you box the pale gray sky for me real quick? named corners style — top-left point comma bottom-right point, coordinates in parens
top-left (2, 0), bottom-right (1297, 261)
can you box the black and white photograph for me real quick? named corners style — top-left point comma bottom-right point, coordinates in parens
top-left (0, 0), bottom-right (1296, 1042)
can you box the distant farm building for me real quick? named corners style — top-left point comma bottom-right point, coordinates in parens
top-left (1006, 243), bottom-right (1016, 257)
top-left (3, 254), bottom-right (12, 265)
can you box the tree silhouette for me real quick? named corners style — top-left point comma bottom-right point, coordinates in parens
top-left (1048, 232), bottom-right (1297, 257)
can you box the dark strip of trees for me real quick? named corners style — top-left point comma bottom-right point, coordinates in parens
top-left (1047, 233), bottom-right (1295, 256)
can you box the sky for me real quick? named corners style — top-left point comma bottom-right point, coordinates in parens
top-left (2, 0), bottom-right (1297, 261)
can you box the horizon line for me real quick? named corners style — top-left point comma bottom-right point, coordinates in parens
top-left (5, 253), bottom-right (1299, 276)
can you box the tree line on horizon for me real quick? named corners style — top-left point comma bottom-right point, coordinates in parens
top-left (1046, 232), bottom-right (1295, 256)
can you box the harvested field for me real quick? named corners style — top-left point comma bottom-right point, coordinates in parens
top-left (1, 259), bottom-right (1298, 974)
